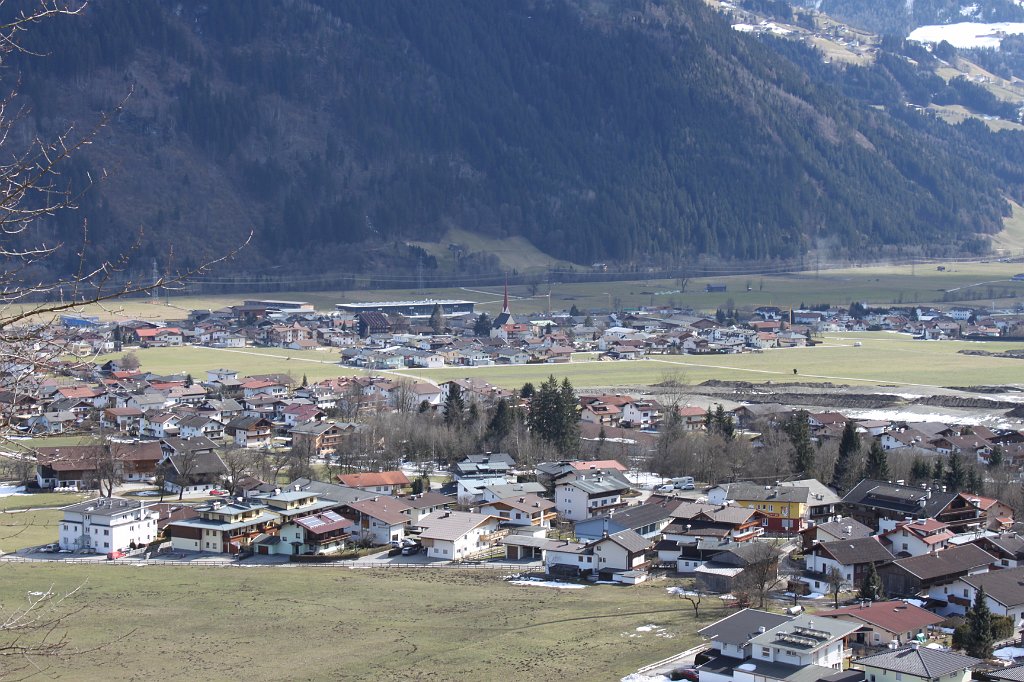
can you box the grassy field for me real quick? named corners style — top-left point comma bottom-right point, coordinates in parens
top-left (396, 332), bottom-right (1024, 390)
top-left (92, 332), bottom-right (1024, 390)
top-left (0, 509), bottom-right (61, 552)
top-left (0, 564), bottom-right (721, 681)
top-left (0, 493), bottom-right (91, 513)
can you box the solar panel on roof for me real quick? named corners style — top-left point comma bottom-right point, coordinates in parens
top-left (322, 511), bottom-right (342, 522)
top-left (304, 517), bottom-right (325, 529)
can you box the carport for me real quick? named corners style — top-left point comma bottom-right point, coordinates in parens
top-left (500, 535), bottom-right (551, 561)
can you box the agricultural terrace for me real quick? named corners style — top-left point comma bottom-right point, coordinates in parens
top-left (0, 563), bottom-right (718, 681)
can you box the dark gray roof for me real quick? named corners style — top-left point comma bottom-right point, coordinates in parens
top-left (697, 608), bottom-right (793, 647)
top-left (962, 566), bottom-right (1024, 607)
top-left (722, 483), bottom-right (810, 504)
top-left (889, 543), bottom-right (996, 581)
top-left (818, 537), bottom-right (894, 566)
top-left (988, 664), bottom-right (1024, 682)
top-left (591, 499), bottom-right (685, 530)
top-left (288, 478), bottom-right (376, 505)
top-left (843, 479), bottom-right (956, 518)
top-left (855, 646), bottom-right (981, 677)
top-left (699, 656), bottom-right (862, 682)
top-left (813, 518), bottom-right (873, 541)
top-left (601, 529), bottom-right (651, 554)
top-left (980, 533), bottom-right (1024, 558)
top-left (161, 436), bottom-right (217, 454)
top-left (62, 496), bottom-right (145, 514)
top-left (164, 450), bottom-right (227, 476)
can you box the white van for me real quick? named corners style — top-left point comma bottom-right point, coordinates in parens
top-left (670, 476), bottom-right (695, 490)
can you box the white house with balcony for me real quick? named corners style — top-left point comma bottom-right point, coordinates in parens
top-left (554, 472), bottom-right (630, 521)
top-left (58, 497), bottom-right (157, 553)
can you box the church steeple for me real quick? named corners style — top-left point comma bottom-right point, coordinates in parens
top-left (491, 276), bottom-right (514, 331)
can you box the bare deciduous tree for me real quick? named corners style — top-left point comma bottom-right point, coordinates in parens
top-left (0, 3), bottom-right (245, 674)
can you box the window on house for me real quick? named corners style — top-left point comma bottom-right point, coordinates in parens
top-left (761, 647), bottom-right (770, 656)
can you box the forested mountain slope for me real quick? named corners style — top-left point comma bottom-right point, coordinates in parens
top-left (12, 0), bottom-right (1022, 280)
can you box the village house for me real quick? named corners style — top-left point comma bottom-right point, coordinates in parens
top-left (554, 471), bottom-right (630, 521)
top-left (877, 543), bottom-right (996, 605)
top-left (698, 613), bottom-right (861, 682)
top-left (694, 542), bottom-right (782, 594)
top-left (336, 471), bottom-right (410, 495)
top-left (59, 497), bottom-right (158, 554)
top-left (800, 518), bottom-right (873, 553)
top-left (157, 445), bottom-right (228, 496)
top-left (854, 646), bottom-right (980, 682)
top-left (820, 601), bottom-right (944, 649)
top-left (165, 499), bottom-right (278, 554)
top-left (417, 509), bottom-right (502, 560)
top-left (266, 510), bottom-right (353, 556)
top-left (803, 537), bottom-right (894, 594)
top-left (945, 566), bottom-right (1024, 625)
top-left (841, 480), bottom-right (957, 530)
top-left (225, 415), bottom-right (273, 448)
top-left (290, 420), bottom-right (352, 457)
top-left (478, 494), bottom-right (557, 528)
top-left (545, 529), bottom-right (652, 581)
top-left (708, 483), bottom-right (810, 535)
top-left (344, 497), bottom-right (411, 546)
top-left (880, 518), bottom-right (954, 558)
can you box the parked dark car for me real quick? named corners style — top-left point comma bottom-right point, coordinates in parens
top-left (401, 543), bottom-right (422, 556)
top-left (387, 546), bottom-right (403, 557)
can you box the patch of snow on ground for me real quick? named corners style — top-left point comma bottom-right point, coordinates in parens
top-left (622, 675), bottom-right (670, 682)
top-left (996, 646), bottom-right (1024, 660)
top-left (507, 579), bottom-right (585, 590)
top-left (960, 3), bottom-right (979, 16)
top-left (805, 592), bottom-right (825, 599)
top-left (667, 587), bottom-right (699, 596)
top-left (732, 23), bottom-right (756, 32)
top-left (636, 625), bottom-right (659, 632)
top-left (628, 471), bottom-right (663, 487)
top-left (134, 491), bottom-right (160, 496)
top-left (908, 22), bottom-right (1024, 49)
top-left (0, 485), bottom-right (26, 497)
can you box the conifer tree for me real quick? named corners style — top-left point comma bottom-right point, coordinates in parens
top-left (945, 452), bottom-right (967, 491)
top-left (785, 414), bottom-right (815, 477)
top-left (473, 312), bottom-right (492, 336)
top-left (485, 398), bottom-right (514, 444)
top-left (864, 440), bottom-right (890, 481)
top-left (964, 587), bottom-right (995, 658)
top-left (443, 383), bottom-right (465, 428)
top-left (859, 562), bottom-right (883, 601)
top-left (831, 421), bottom-right (861, 492)
top-left (989, 445), bottom-right (1004, 469)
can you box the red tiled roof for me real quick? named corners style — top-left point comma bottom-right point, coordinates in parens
top-left (569, 459), bottom-right (628, 472)
top-left (338, 471), bottom-right (410, 488)
top-left (822, 600), bottom-right (944, 634)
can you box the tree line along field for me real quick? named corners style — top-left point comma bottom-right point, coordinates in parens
top-left (35, 258), bottom-right (1024, 324)
top-left (0, 563), bottom-right (716, 681)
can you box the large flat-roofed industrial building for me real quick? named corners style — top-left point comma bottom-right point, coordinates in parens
top-left (335, 299), bottom-right (475, 318)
